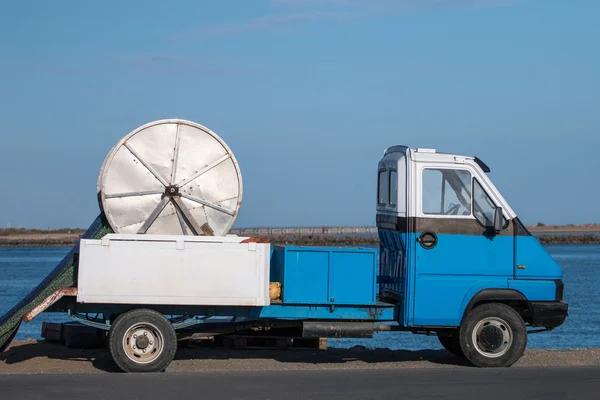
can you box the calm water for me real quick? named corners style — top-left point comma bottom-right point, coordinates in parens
top-left (0, 245), bottom-right (597, 350)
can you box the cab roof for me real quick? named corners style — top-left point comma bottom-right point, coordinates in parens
top-left (383, 146), bottom-right (490, 173)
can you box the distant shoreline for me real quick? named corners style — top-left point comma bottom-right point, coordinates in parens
top-left (0, 230), bottom-right (85, 248)
top-left (528, 224), bottom-right (600, 233)
top-left (1, 226), bottom-right (600, 247)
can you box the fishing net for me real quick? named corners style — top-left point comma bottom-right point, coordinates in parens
top-left (0, 214), bottom-right (113, 352)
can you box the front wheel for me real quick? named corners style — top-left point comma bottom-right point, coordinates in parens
top-left (108, 308), bottom-right (177, 373)
top-left (459, 303), bottom-right (527, 368)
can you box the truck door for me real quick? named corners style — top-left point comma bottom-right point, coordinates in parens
top-left (412, 165), bottom-right (514, 327)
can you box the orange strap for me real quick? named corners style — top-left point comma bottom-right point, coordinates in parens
top-left (240, 237), bottom-right (271, 243)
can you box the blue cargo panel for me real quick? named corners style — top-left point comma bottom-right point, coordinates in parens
top-left (271, 245), bottom-right (378, 306)
top-left (330, 251), bottom-right (376, 304)
top-left (283, 250), bottom-right (330, 303)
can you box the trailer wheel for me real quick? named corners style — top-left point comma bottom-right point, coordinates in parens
top-left (459, 303), bottom-right (527, 368)
top-left (108, 309), bottom-right (177, 373)
top-left (437, 331), bottom-right (464, 357)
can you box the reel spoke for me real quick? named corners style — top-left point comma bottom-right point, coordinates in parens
top-left (137, 196), bottom-right (170, 234)
top-left (105, 190), bottom-right (164, 199)
top-left (178, 154), bottom-right (230, 187)
top-left (172, 197), bottom-right (210, 236)
top-left (170, 124), bottom-right (182, 185)
top-left (124, 142), bottom-right (170, 187)
top-left (180, 193), bottom-right (235, 216)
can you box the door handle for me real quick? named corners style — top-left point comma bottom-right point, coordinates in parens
top-left (418, 231), bottom-right (438, 249)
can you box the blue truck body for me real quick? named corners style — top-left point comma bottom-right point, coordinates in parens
top-left (257, 230), bottom-right (564, 329)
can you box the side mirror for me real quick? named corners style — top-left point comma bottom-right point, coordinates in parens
top-left (494, 207), bottom-right (504, 233)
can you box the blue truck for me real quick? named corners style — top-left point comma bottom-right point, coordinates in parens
top-left (0, 145), bottom-right (568, 373)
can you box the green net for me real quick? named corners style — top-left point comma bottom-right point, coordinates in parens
top-left (0, 214), bottom-right (113, 352)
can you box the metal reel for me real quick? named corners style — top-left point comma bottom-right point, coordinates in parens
top-left (98, 119), bottom-right (243, 236)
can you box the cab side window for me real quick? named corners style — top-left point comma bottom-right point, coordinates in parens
top-left (422, 169), bottom-right (472, 216)
top-left (389, 169), bottom-right (398, 206)
top-left (378, 169), bottom-right (388, 206)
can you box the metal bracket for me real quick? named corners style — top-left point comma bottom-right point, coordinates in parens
top-left (69, 312), bottom-right (111, 331)
top-left (23, 287), bottom-right (78, 322)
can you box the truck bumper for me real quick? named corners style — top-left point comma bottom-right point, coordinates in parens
top-left (528, 301), bottom-right (568, 329)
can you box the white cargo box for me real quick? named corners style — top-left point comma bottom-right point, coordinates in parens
top-left (77, 234), bottom-right (270, 306)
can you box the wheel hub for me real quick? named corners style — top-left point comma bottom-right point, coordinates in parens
top-left (135, 334), bottom-right (150, 350)
top-left (472, 317), bottom-right (513, 358)
top-left (165, 185), bottom-right (180, 197)
top-left (478, 325), bottom-right (504, 351)
top-left (123, 325), bottom-right (164, 364)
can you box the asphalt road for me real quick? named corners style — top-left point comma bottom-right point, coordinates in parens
top-left (1, 367), bottom-right (599, 400)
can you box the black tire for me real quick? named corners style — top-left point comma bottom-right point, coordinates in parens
top-left (459, 303), bottom-right (527, 368)
top-left (108, 309), bottom-right (177, 373)
top-left (437, 331), bottom-right (464, 357)
top-left (63, 322), bottom-right (103, 349)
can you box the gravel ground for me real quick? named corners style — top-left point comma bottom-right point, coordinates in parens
top-left (1, 340), bottom-right (599, 374)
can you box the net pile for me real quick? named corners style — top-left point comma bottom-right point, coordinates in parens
top-left (0, 214), bottom-right (113, 351)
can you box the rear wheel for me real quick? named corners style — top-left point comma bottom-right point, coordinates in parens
top-left (437, 331), bottom-right (464, 357)
top-left (108, 309), bottom-right (177, 373)
top-left (459, 303), bottom-right (527, 368)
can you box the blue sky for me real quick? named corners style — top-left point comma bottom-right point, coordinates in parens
top-left (0, 0), bottom-right (598, 229)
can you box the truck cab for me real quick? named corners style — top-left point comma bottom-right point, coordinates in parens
top-left (376, 145), bottom-right (568, 366)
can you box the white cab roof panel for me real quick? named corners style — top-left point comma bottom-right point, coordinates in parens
top-left (385, 145), bottom-right (490, 172)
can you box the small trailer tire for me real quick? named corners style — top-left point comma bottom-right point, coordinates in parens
top-left (108, 309), bottom-right (177, 373)
top-left (437, 331), bottom-right (464, 357)
top-left (63, 322), bottom-right (103, 349)
top-left (459, 303), bottom-right (527, 368)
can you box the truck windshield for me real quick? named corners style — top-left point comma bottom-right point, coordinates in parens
top-left (473, 178), bottom-right (507, 227)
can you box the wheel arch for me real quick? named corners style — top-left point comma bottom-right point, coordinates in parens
top-left (459, 289), bottom-right (529, 326)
